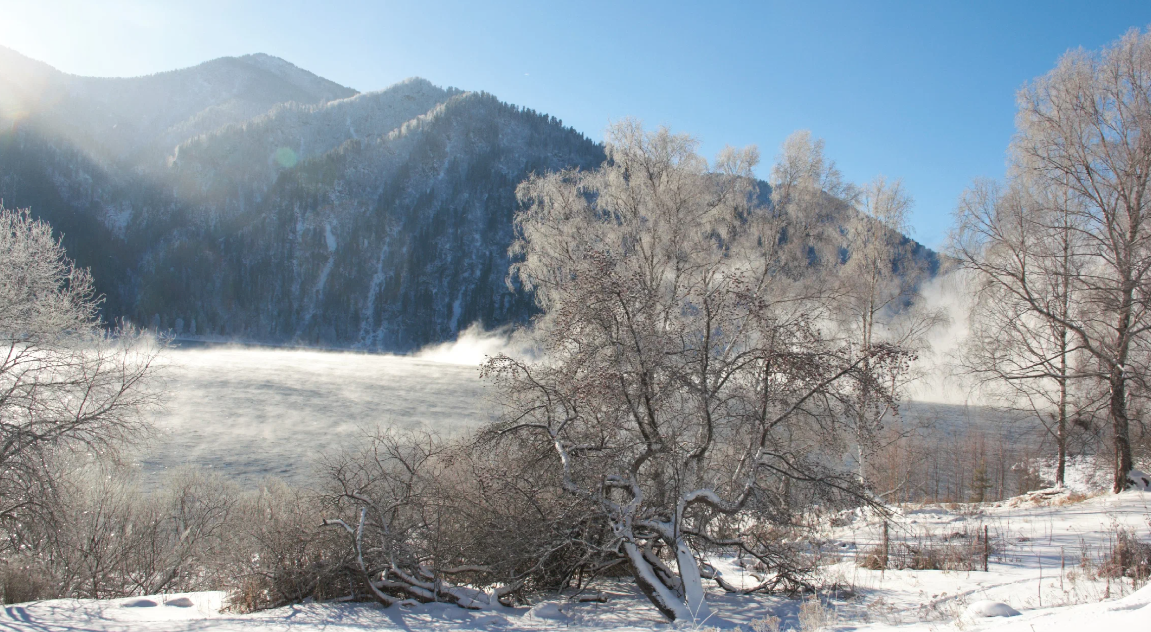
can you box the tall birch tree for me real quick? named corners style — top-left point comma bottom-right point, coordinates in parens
top-left (957, 180), bottom-right (1108, 487)
top-left (836, 177), bottom-right (944, 487)
top-left (956, 28), bottom-right (1151, 492)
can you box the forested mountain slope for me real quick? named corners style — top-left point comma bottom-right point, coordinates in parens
top-left (139, 92), bottom-right (605, 348)
top-left (0, 49), bottom-right (932, 350)
top-left (0, 50), bottom-right (604, 349)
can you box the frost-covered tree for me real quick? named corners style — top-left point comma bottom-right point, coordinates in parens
top-left (955, 28), bottom-right (1151, 492)
top-left (835, 176), bottom-right (944, 487)
top-left (483, 122), bottom-right (908, 622)
top-left (767, 130), bottom-right (857, 275)
top-left (0, 206), bottom-right (160, 532)
top-left (956, 181), bottom-right (1105, 488)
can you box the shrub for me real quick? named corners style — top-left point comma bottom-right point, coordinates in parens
top-left (224, 478), bottom-right (347, 611)
top-left (858, 526), bottom-right (997, 572)
top-left (1097, 527), bottom-right (1151, 581)
top-left (798, 597), bottom-right (836, 631)
top-left (0, 556), bottom-right (56, 604)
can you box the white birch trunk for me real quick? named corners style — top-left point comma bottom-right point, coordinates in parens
top-left (675, 537), bottom-right (712, 622)
top-left (623, 541), bottom-right (694, 622)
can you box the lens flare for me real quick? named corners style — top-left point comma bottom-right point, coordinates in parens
top-left (273, 146), bottom-right (298, 168)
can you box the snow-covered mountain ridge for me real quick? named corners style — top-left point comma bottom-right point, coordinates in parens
top-left (0, 46), bottom-right (357, 166)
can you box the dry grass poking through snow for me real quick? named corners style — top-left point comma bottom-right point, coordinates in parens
top-left (1098, 525), bottom-right (1151, 582)
top-left (820, 485), bottom-right (1151, 629)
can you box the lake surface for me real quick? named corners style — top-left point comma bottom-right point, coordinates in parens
top-left (138, 345), bottom-right (494, 486)
top-left (136, 345), bottom-right (1035, 488)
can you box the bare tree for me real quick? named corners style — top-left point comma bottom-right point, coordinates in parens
top-left (483, 122), bottom-right (908, 622)
top-left (835, 176), bottom-right (945, 487)
top-left (0, 205), bottom-right (161, 535)
top-left (767, 130), bottom-right (858, 275)
top-left (957, 182), bottom-right (1106, 487)
top-left (28, 463), bottom-right (240, 599)
top-left (955, 29), bottom-right (1151, 492)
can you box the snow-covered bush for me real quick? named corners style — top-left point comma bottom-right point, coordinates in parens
top-left (0, 209), bottom-right (161, 526)
top-left (797, 596), bottom-right (837, 631)
top-left (0, 463), bottom-right (245, 601)
top-left (0, 205), bottom-right (163, 600)
top-left (0, 555), bottom-right (54, 604)
top-left (224, 478), bottom-right (347, 612)
top-left (317, 428), bottom-right (614, 609)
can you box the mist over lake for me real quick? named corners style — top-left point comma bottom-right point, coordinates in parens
top-left (135, 344), bottom-right (1036, 488)
top-left (138, 345), bottom-right (494, 486)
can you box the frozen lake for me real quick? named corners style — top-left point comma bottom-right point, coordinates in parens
top-left (136, 344), bottom-right (1036, 488)
top-left (138, 345), bottom-right (495, 486)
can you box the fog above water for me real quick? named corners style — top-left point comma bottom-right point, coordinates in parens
top-left (139, 344), bottom-right (494, 486)
top-left (137, 326), bottom-right (1033, 488)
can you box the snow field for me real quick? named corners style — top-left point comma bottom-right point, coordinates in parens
top-left (4, 489), bottom-right (1147, 631)
top-left (810, 489), bottom-right (1150, 630)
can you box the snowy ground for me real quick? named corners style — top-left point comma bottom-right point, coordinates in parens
top-left (815, 488), bottom-right (1151, 630)
top-left (5, 490), bottom-right (1147, 631)
top-left (93, 345), bottom-right (1148, 630)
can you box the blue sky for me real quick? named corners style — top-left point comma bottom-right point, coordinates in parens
top-left (2, 1), bottom-right (1149, 247)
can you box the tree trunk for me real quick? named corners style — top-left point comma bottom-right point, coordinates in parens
top-left (1109, 368), bottom-right (1134, 493)
top-left (1055, 415), bottom-right (1066, 489)
top-left (674, 537), bottom-right (711, 622)
top-left (624, 541), bottom-right (693, 622)
top-left (1056, 357), bottom-right (1067, 488)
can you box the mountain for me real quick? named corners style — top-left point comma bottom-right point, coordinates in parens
top-left (0, 49), bottom-right (935, 351)
top-left (0, 46), bottom-right (357, 167)
top-left (0, 49), bottom-right (603, 350)
top-left (137, 91), bottom-right (604, 348)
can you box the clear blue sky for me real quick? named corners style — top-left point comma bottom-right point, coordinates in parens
top-left (2, 1), bottom-right (1149, 248)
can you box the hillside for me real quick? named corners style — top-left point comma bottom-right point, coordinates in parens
top-left (0, 46), bottom-right (356, 166)
top-left (0, 49), bottom-right (934, 350)
top-left (0, 50), bottom-right (605, 349)
top-left (138, 91), bottom-right (605, 348)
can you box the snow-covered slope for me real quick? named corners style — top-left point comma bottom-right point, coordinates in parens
top-left (6, 587), bottom-right (1151, 632)
top-left (167, 78), bottom-right (462, 204)
top-left (816, 489), bottom-right (1151, 629)
top-left (137, 91), bottom-right (603, 349)
top-left (3, 491), bottom-right (1147, 631)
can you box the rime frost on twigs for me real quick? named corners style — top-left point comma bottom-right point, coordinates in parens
top-left (0, 205), bottom-right (161, 531)
top-left (484, 121), bottom-right (914, 622)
